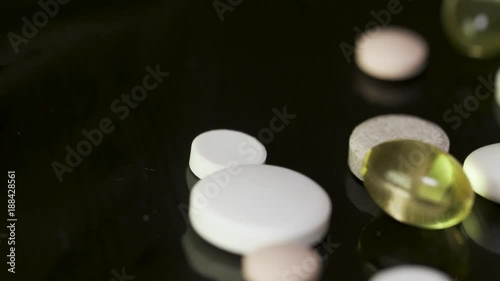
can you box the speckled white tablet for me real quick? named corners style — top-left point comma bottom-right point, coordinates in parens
top-left (355, 27), bottom-right (429, 81)
top-left (348, 114), bottom-right (450, 180)
top-left (370, 265), bottom-right (451, 281)
top-left (189, 165), bottom-right (332, 254)
top-left (242, 243), bottom-right (322, 281)
top-left (189, 129), bottom-right (266, 179)
top-left (463, 143), bottom-right (500, 204)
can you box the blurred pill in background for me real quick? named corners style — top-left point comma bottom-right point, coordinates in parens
top-left (242, 243), bottom-right (322, 281)
top-left (442, 0), bottom-right (500, 59)
top-left (369, 265), bottom-right (452, 281)
top-left (355, 26), bottom-right (429, 81)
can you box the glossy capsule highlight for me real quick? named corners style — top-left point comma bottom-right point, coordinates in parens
top-left (361, 139), bottom-right (475, 229)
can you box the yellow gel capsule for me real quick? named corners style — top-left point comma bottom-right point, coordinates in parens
top-left (441, 0), bottom-right (500, 59)
top-left (361, 139), bottom-right (475, 229)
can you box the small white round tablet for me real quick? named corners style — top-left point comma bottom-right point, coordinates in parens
top-left (355, 27), bottom-right (429, 81)
top-left (189, 129), bottom-right (266, 179)
top-left (189, 165), bottom-right (332, 254)
top-left (370, 265), bottom-right (451, 281)
top-left (348, 114), bottom-right (450, 180)
top-left (242, 243), bottom-right (322, 281)
top-left (463, 143), bottom-right (500, 203)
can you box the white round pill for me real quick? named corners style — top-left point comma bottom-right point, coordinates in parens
top-left (189, 165), bottom-right (332, 254)
top-left (242, 243), bottom-right (322, 281)
top-left (370, 265), bottom-right (452, 281)
top-left (463, 143), bottom-right (500, 204)
top-left (348, 114), bottom-right (450, 180)
top-left (355, 27), bottom-right (429, 81)
top-left (189, 129), bottom-right (267, 179)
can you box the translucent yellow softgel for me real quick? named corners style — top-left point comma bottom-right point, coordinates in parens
top-left (442, 0), bottom-right (500, 59)
top-left (361, 140), bottom-right (475, 229)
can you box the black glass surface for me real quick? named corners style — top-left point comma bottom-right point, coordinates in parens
top-left (1, 0), bottom-right (500, 280)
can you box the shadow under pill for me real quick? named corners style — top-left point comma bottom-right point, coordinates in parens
top-left (176, 166), bottom-right (199, 206)
top-left (345, 171), bottom-right (383, 218)
top-left (352, 68), bottom-right (423, 108)
top-left (181, 225), bottom-right (244, 281)
top-left (186, 166), bottom-right (200, 191)
top-left (358, 215), bottom-right (470, 281)
top-left (462, 196), bottom-right (500, 256)
top-left (494, 103), bottom-right (500, 127)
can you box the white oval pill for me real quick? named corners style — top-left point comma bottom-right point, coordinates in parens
top-left (370, 265), bottom-right (451, 281)
top-left (242, 243), bottom-right (322, 281)
top-left (189, 129), bottom-right (267, 179)
top-left (355, 27), bottom-right (429, 81)
top-left (189, 165), bottom-right (332, 254)
top-left (463, 143), bottom-right (500, 203)
top-left (348, 114), bottom-right (449, 180)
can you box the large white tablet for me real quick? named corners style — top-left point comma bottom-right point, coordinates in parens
top-left (189, 165), bottom-right (332, 254)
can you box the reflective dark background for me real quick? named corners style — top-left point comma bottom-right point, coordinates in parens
top-left (1, 0), bottom-right (500, 280)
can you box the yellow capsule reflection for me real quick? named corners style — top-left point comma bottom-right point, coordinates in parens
top-left (358, 215), bottom-right (470, 280)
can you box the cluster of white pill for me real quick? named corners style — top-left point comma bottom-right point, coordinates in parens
top-left (188, 129), bottom-right (330, 281)
top-left (181, 20), bottom-right (500, 281)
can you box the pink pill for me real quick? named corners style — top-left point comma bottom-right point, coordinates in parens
top-left (355, 27), bottom-right (429, 81)
top-left (242, 243), bottom-right (322, 281)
